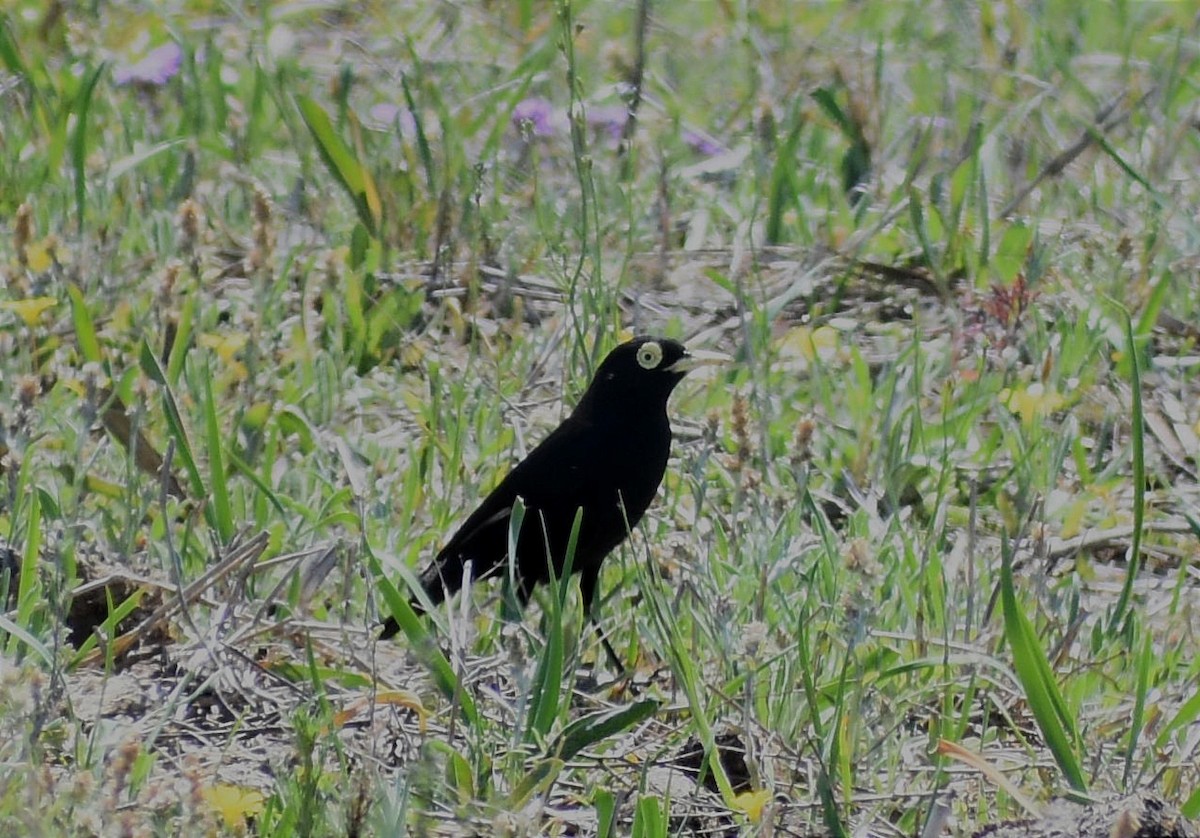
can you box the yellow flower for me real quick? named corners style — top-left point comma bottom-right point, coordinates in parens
top-left (198, 331), bottom-right (248, 363)
top-left (777, 325), bottom-right (839, 368)
top-left (732, 789), bottom-right (771, 823)
top-left (1, 296), bottom-right (57, 326)
top-left (1000, 382), bottom-right (1064, 424)
top-left (25, 237), bottom-right (54, 272)
top-left (203, 784), bottom-right (265, 827)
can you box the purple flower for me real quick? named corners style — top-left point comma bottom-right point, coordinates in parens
top-left (113, 42), bottom-right (183, 86)
top-left (512, 97), bottom-right (559, 137)
top-left (369, 103), bottom-right (419, 136)
top-left (683, 129), bottom-right (726, 157)
top-left (587, 104), bottom-right (628, 142)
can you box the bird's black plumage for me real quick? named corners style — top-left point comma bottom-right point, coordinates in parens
top-left (379, 336), bottom-right (723, 661)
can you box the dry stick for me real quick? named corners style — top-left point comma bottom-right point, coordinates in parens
top-left (618, 0), bottom-right (652, 181)
top-left (79, 529), bottom-right (270, 665)
top-left (1044, 519), bottom-right (1195, 562)
top-left (999, 90), bottom-right (1155, 218)
top-left (975, 516), bottom-right (1194, 632)
top-left (160, 440), bottom-right (202, 644)
top-left (238, 543), bottom-right (339, 635)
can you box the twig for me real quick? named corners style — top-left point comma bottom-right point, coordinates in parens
top-left (999, 90), bottom-right (1154, 218)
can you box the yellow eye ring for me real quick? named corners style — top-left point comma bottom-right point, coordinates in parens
top-left (636, 341), bottom-right (663, 370)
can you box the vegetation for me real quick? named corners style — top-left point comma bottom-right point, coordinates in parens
top-left (1, 1), bottom-right (1198, 835)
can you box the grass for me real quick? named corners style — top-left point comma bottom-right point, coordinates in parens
top-left (2, 0), bottom-right (1199, 835)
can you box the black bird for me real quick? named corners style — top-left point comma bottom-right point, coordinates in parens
top-left (379, 336), bottom-right (726, 666)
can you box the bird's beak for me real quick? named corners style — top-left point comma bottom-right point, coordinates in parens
top-left (665, 348), bottom-right (732, 373)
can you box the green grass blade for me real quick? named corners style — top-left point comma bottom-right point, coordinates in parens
top-left (434, 741), bottom-right (475, 802)
top-left (105, 138), bottom-right (186, 186)
top-left (295, 94), bottom-right (381, 236)
top-left (816, 762), bottom-right (848, 838)
top-left (764, 103), bottom-right (804, 245)
top-left (1122, 630), bottom-right (1153, 790)
top-left (70, 63), bottom-right (105, 232)
top-left (0, 17), bottom-right (34, 87)
top-left (594, 787), bottom-right (616, 838)
top-left (1134, 272), bottom-right (1172, 338)
top-left (1182, 785), bottom-right (1200, 820)
top-left (1108, 307), bottom-right (1145, 635)
top-left (632, 795), bottom-right (667, 838)
top-left (1000, 548), bottom-right (1087, 792)
top-left (369, 552), bottom-right (479, 727)
top-left (139, 340), bottom-right (203, 497)
top-left (67, 283), bottom-right (102, 363)
top-left (556, 508), bottom-right (582, 606)
top-left (0, 614), bottom-right (52, 665)
top-left (1155, 688), bottom-right (1200, 750)
top-left (15, 488), bottom-right (41, 632)
top-left (400, 75), bottom-right (435, 192)
top-left (1087, 127), bottom-right (1161, 202)
top-left (166, 296), bottom-right (195, 385)
top-left (639, 533), bottom-right (735, 805)
top-left (68, 587), bottom-right (146, 668)
top-left (226, 449), bottom-right (287, 516)
top-left (506, 758), bottom-right (563, 810)
top-left (554, 699), bottom-right (659, 762)
top-left (525, 507), bottom-right (582, 745)
top-left (201, 360), bottom-right (234, 542)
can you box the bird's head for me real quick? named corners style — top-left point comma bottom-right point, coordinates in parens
top-left (577, 336), bottom-right (729, 416)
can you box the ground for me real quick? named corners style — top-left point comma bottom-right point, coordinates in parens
top-left (1, 2), bottom-right (1199, 836)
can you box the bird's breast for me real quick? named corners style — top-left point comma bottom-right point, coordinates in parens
top-left (593, 419), bottom-right (671, 516)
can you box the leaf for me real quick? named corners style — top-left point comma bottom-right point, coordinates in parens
top-left (595, 788), bottom-right (617, 838)
top-left (506, 758), bottom-right (562, 810)
top-left (936, 739), bottom-right (1040, 815)
top-left (1182, 785), bottom-right (1200, 820)
top-left (991, 222), bottom-right (1033, 281)
top-left (202, 363), bottom-right (234, 541)
top-left (329, 689), bottom-right (429, 730)
top-left (1155, 688), bottom-right (1200, 750)
top-left (71, 63), bottom-right (105, 232)
top-left (1122, 631), bottom-right (1153, 790)
top-left (1108, 305), bottom-right (1145, 635)
top-left (1000, 549), bottom-right (1087, 792)
top-left (106, 138), bottom-right (186, 185)
top-left (68, 587), bottom-right (147, 667)
top-left (295, 95), bottom-right (381, 236)
top-left (66, 284), bottom-right (101, 363)
top-left (446, 744), bottom-right (475, 803)
top-left (632, 795), bottom-right (667, 838)
top-left (553, 699), bottom-right (659, 762)
top-left (0, 297), bottom-right (57, 327)
top-left (0, 613), bottom-right (53, 666)
top-left (765, 103), bottom-right (805, 245)
top-left (139, 339), bottom-right (203, 497)
top-left (165, 296), bottom-right (195, 384)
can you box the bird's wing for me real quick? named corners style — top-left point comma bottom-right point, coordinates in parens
top-left (420, 415), bottom-right (600, 595)
top-left (441, 415), bottom-right (596, 555)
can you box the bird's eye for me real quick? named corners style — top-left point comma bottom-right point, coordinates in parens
top-left (636, 342), bottom-right (663, 369)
